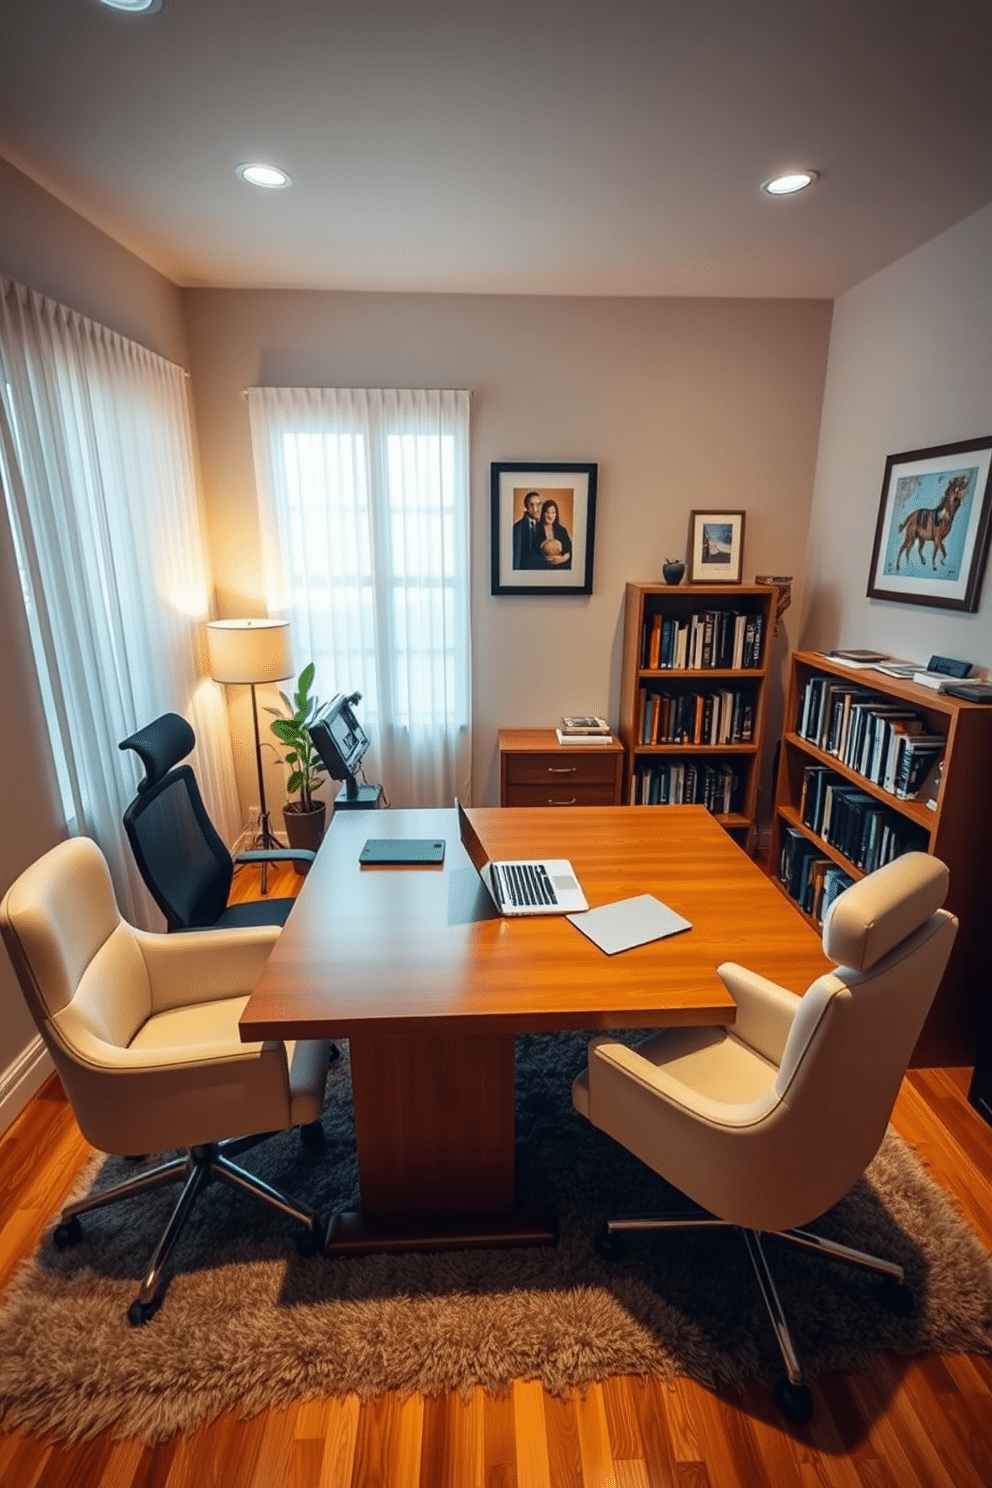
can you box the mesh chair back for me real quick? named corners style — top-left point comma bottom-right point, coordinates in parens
top-left (123, 765), bottom-right (233, 930)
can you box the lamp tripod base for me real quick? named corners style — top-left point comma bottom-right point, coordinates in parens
top-left (254, 811), bottom-right (283, 852)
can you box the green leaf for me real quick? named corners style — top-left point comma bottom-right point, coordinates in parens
top-left (299, 661), bottom-right (315, 696)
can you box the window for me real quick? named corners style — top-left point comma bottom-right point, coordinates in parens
top-left (247, 387), bottom-right (472, 807)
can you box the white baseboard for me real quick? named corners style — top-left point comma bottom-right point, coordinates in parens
top-left (0, 1036), bottom-right (53, 1136)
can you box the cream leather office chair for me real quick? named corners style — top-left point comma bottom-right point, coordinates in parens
top-left (572, 851), bottom-right (956, 1422)
top-left (1, 836), bottom-right (333, 1326)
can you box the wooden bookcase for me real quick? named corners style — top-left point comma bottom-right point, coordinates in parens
top-left (770, 649), bottom-right (992, 1066)
top-left (618, 583), bottom-right (776, 850)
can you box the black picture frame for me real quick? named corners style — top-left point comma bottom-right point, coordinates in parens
top-left (490, 462), bottom-right (597, 595)
top-left (866, 436), bottom-right (992, 611)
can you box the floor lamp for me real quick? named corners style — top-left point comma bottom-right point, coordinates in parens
top-left (207, 618), bottom-right (294, 858)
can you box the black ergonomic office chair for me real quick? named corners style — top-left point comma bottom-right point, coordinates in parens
top-left (119, 712), bottom-right (315, 931)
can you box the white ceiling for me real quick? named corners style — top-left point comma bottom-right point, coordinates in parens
top-left (3, 0), bottom-right (991, 298)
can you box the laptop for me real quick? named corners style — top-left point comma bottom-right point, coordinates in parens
top-left (455, 799), bottom-right (589, 916)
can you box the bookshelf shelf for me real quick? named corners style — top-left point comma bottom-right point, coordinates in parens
top-left (771, 649), bottom-right (992, 1065)
top-left (618, 582), bottom-right (775, 847)
top-left (635, 743), bottom-right (759, 756)
top-left (781, 731), bottom-right (936, 830)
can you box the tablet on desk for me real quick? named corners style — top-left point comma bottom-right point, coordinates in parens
top-left (359, 838), bottom-right (446, 865)
top-left (567, 894), bottom-right (692, 954)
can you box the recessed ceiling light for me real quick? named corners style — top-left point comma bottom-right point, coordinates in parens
top-left (236, 163), bottom-right (293, 190)
top-left (96, 0), bottom-right (163, 12)
top-left (761, 171), bottom-right (818, 196)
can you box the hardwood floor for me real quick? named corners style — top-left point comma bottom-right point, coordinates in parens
top-left (1, 858), bottom-right (990, 1486)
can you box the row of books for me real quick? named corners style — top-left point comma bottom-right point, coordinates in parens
top-left (630, 760), bottom-right (738, 814)
top-left (637, 686), bottom-right (755, 746)
top-left (798, 765), bottom-right (931, 874)
top-left (778, 826), bottom-right (855, 925)
top-left (795, 675), bottom-right (944, 800)
top-left (640, 609), bottom-right (764, 671)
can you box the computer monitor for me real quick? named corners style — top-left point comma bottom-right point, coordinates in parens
top-left (309, 692), bottom-right (380, 807)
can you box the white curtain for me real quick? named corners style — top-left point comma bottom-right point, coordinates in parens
top-left (247, 387), bottom-right (472, 807)
top-left (0, 276), bottom-right (239, 927)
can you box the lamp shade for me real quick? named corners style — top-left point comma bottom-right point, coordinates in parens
top-left (206, 619), bottom-right (294, 685)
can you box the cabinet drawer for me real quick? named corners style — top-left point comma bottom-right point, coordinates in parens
top-left (504, 752), bottom-right (618, 786)
top-left (504, 782), bottom-right (618, 807)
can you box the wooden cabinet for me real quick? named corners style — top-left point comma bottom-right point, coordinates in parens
top-left (499, 730), bottom-right (624, 807)
top-left (771, 649), bottom-right (992, 1066)
top-left (618, 582), bottom-right (775, 850)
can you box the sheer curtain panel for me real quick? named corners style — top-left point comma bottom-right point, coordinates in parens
top-left (0, 277), bottom-right (239, 926)
top-left (247, 387), bottom-right (472, 807)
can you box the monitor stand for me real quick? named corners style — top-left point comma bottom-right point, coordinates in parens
top-left (335, 777), bottom-right (383, 811)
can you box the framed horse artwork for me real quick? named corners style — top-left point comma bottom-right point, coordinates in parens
top-left (866, 436), bottom-right (992, 611)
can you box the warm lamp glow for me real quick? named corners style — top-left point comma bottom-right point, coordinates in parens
top-left (206, 619), bottom-right (293, 685)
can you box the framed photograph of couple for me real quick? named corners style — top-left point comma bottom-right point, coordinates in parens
top-left (866, 436), bottom-right (992, 611)
top-left (491, 462), bottom-right (598, 595)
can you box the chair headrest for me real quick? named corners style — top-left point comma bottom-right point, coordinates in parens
top-left (119, 713), bottom-right (195, 791)
top-left (822, 851), bottom-right (949, 970)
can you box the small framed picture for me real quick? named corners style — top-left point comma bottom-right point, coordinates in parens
top-left (866, 437), bottom-right (992, 611)
top-left (491, 462), bottom-right (597, 595)
top-left (688, 510), bottom-right (745, 584)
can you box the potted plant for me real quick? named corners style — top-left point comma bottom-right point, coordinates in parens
top-left (267, 662), bottom-right (331, 860)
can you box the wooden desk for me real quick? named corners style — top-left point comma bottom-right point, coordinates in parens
top-left (241, 806), bottom-right (829, 1253)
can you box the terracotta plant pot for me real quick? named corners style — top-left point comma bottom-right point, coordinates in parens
top-left (282, 801), bottom-right (327, 867)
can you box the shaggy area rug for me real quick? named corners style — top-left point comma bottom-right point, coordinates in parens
top-left (1, 1033), bottom-right (990, 1443)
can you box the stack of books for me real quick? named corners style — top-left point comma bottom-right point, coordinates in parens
top-left (556, 715), bottom-right (614, 745)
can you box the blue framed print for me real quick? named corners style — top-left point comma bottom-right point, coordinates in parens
top-left (866, 436), bottom-right (992, 611)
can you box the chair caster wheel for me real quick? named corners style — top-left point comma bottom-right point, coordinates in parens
top-left (296, 1223), bottom-right (324, 1258)
top-left (774, 1379), bottom-right (813, 1423)
top-left (53, 1216), bottom-right (83, 1249)
top-left (877, 1277), bottom-right (915, 1317)
top-left (595, 1227), bottom-right (625, 1263)
top-left (299, 1120), bottom-right (325, 1151)
top-left (127, 1296), bottom-right (160, 1328)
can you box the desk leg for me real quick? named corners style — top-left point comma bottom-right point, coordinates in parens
top-left (324, 1030), bottom-right (556, 1254)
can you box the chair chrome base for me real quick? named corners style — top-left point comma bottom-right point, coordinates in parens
top-left (54, 1137), bottom-right (325, 1326)
top-left (597, 1209), bottom-right (912, 1423)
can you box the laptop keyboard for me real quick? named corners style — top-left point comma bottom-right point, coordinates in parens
top-left (502, 862), bottom-right (559, 907)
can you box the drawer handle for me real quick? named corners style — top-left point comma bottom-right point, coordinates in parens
top-left (548, 766), bottom-right (578, 774)
top-left (548, 797), bottom-right (578, 806)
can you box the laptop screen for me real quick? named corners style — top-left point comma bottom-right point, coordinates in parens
top-left (455, 798), bottom-right (491, 878)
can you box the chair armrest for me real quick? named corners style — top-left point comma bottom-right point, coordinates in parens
top-left (134, 924), bottom-right (279, 1014)
top-left (49, 1014), bottom-right (294, 1153)
top-left (716, 962), bottom-right (801, 1067)
top-left (236, 849), bottom-right (316, 868)
top-left (588, 1037), bottom-right (775, 1131)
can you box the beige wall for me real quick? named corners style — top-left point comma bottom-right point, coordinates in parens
top-left (0, 160), bottom-right (191, 1101)
top-left (183, 289), bottom-right (832, 810)
top-left (800, 201), bottom-right (992, 669)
